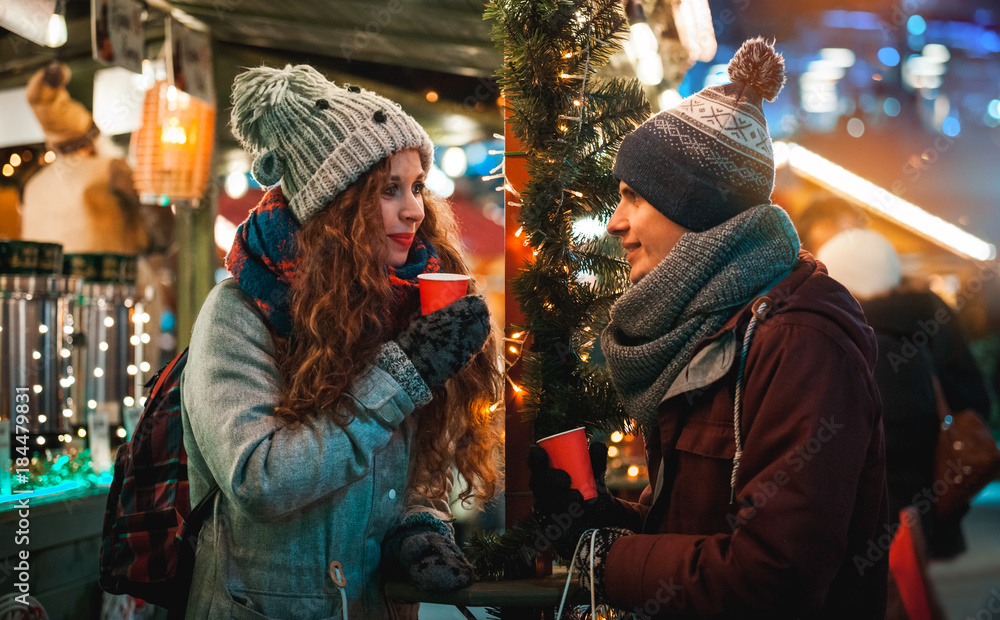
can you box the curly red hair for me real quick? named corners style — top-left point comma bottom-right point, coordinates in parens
top-left (271, 151), bottom-right (502, 504)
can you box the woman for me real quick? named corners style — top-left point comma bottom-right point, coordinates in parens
top-left (180, 65), bottom-right (501, 619)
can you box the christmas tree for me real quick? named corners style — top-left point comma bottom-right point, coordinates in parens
top-left (466, 0), bottom-right (651, 589)
top-left (488, 0), bottom-right (650, 439)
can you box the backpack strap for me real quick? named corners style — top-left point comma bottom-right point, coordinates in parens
top-left (187, 484), bottom-right (220, 531)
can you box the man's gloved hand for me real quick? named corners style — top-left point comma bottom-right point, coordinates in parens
top-left (528, 441), bottom-right (637, 560)
top-left (381, 513), bottom-right (474, 592)
top-left (574, 527), bottom-right (631, 604)
top-left (396, 295), bottom-right (490, 389)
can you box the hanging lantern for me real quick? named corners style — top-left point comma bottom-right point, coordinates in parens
top-left (131, 81), bottom-right (215, 206)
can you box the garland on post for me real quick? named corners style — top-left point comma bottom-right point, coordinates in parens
top-left (486, 0), bottom-right (649, 439)
top-left (466, 0), bottom-right (651, 595)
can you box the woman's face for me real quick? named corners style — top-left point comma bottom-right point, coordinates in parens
top-left (381, 149), bottom-right (426, 267)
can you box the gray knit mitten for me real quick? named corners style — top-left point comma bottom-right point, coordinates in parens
top-left (382, 513), bottom-right (474, 591)
top-left (395, 295), bottom-right (490, 389)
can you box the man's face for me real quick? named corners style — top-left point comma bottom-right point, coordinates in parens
top-left (607, 181), bottom-right (689, 284)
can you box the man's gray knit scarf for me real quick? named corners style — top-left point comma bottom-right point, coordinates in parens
top-left (601, 205), bottom-right (801, 427)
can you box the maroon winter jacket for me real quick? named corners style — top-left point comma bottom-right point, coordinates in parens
top-left (604, 252), bottom-right (889, 619)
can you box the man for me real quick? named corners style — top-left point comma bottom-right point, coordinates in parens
top-left (529, 38), bottom-right (888, 618)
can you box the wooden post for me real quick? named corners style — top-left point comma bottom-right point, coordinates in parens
top-left (175, 183), bottom-right (219, 350)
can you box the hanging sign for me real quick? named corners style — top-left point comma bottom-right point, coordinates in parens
top-left (91, 0), bottom-right (144, 74)
top-left (166, 18), bottom-right (215, 104)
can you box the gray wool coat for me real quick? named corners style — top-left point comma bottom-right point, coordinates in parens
top-left (180, 279), bottom-right (449, 619)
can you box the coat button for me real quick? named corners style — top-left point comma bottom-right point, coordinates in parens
top-left (388, 489), bottom-right (396, 500)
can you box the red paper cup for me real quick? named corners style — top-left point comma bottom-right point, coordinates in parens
top-left (417, 273), bottom-right (470, 314)
top-left (537, 427), bottom-right (598, 501)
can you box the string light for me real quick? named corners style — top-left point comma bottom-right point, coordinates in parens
top-left (776, 141), bottom-right (996, 261)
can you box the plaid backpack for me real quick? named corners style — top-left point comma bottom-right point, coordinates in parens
top-left (99, 348), bottom-right (220, 612)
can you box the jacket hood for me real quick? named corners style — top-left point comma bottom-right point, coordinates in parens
top-left (760, 250), bottom-right (878, 370)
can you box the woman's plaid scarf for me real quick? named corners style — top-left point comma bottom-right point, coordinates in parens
top-left (225, 187), bottom-right (442, 339)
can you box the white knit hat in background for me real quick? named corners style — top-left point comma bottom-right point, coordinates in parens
top-left (817, 229), bottom-right (901, 300)
top-left (230, 64), bottom-right (433, 224)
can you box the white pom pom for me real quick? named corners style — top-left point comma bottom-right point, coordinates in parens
top-left (728, 37), bottom-right (786, 102)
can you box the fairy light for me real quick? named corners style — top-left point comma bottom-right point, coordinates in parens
top-left (509, 346), bottom-right (519, 354)
top-left (38, 324), bottom-right (48, 333)
top-left (117, 427), bottom-right (127, 438)
top-left (611, 431), bottom-right (624, 442)
top-left (78, 428), bottom-right (87, 438)
top-left (38, 415), bottom-right (47, 423)
top-left (627, 465), bottom-right (639, 477)
top-left (607, 446), bottom-right (619, 457)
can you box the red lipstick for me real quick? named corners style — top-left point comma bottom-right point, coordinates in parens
top-left (388, 233), bottom-right (415, 247)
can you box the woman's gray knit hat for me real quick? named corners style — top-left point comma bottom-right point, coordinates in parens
top-left (613, 37), bottom-right (786, 232)
top-left (230, 64), bottom-right (434, 223)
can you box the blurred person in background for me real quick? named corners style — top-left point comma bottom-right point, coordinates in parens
top-left (794, 195), bottom-right (866, 255)
top-left (818, 229), bottom-right (992, 559)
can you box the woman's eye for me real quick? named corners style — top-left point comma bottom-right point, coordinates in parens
top-left (383, 184), bottom-right (398, 197)
top-left (412, 183), bottom-right (425, 195)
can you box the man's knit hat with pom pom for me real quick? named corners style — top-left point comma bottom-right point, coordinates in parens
top-left (613, 37), bottom-right (787, 232)
top-left (230, 64), bottom-right (433, 224)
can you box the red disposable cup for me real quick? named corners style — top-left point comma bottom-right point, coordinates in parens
top-left (537, 427), bottom-right (597, 501)
top-left (417, 273), bottom-right (470, 314)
